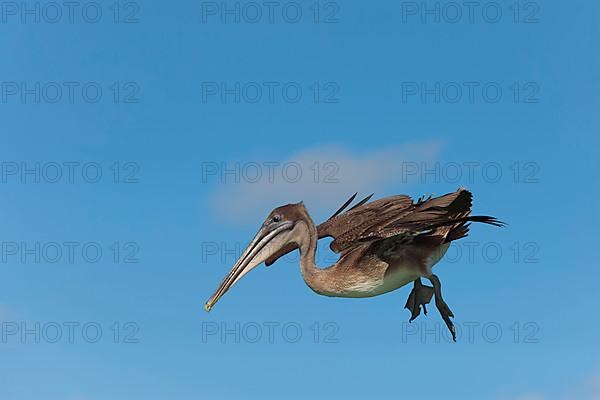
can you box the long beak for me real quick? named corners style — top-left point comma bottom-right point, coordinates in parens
top-left (204, 222), bottom-right (293, 312)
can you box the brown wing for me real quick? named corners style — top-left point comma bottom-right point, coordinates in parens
top-left (318, 194), bottom-right (414, 252)
top-left (265, 188), bottom-right (502, 265)
top-left (321, 188), bottom-right (475, 253)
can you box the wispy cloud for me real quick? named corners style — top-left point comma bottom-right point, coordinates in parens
top-left (208, 141), bottom-right (442, 224)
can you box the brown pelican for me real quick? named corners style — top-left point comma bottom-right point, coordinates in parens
top-left (204, 188), bottom-right (504, 341)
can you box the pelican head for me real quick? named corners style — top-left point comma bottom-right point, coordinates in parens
top-left (204, 202), bottom-right (307, 312)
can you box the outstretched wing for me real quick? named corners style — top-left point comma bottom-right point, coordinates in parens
top-left (320, 189), bottom-right (480, 253)
top-left (265, 188), bottom-right (502, 265)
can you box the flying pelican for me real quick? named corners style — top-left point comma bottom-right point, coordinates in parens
top-left (204, 188), bottom-right (503, 340)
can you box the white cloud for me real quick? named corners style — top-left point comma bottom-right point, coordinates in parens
top-left (209, 141), bottom-right (442, 224)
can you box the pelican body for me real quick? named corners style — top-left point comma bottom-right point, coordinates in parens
top-left (205, 188), bottom-right (503, 340)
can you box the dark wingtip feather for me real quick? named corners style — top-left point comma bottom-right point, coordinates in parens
top-left (328, 192), bottom-right (358, 220)
top-left (349, 193), bottom-right (374, 211)
top-left (447, 189), bottom-right (472, 213)
top-left (468, 216), bottom-right (507, 227)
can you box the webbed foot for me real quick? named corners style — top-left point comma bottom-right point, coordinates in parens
top-left (404, 278), bottom-right (434, 322)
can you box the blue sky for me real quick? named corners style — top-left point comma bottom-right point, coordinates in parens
top-left (1, 1), bottom-right (599, 399)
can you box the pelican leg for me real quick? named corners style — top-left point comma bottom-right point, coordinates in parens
top-left (427, 274), bottom-right (456, 342)
top-left (404, 278), bottom-right (434, 322)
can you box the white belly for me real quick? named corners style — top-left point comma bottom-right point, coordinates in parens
top-left (335, 243), bottom-right (450, 298)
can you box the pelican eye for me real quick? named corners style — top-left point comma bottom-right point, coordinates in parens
top-left (272, 215), bottom-right (281, 223)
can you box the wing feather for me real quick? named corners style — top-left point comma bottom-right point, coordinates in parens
top-left (265, 188), bottom-right (503, 265)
